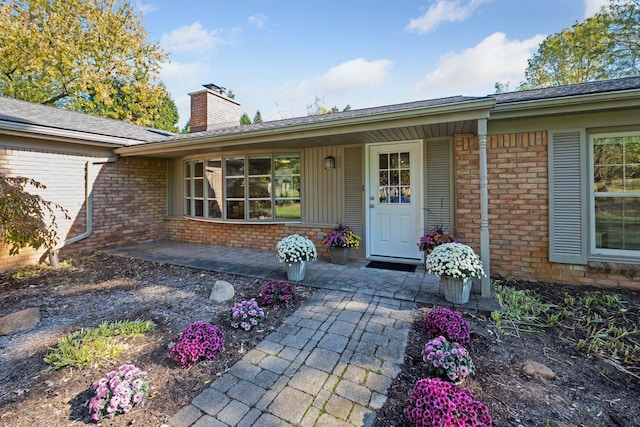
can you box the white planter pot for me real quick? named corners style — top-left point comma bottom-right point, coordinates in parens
top-left (285, 261), bottom-right (307, 281)
top-left (440, 276), bottom-right (472, 304)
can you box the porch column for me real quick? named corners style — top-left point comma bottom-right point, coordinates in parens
top-left (478, 119), bottom-right (491, 297)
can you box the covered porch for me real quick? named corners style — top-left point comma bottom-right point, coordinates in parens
top-left (105, 240), bottom-right (500, 313)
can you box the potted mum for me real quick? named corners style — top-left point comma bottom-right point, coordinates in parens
top-left (417, 226), bottom-right (458, 254)
top-left (322, 224), bottom-right (361, 265)
top-left (276, 234), bottom-right (317, 281)
top-left (424, 242), bottom-right (485, 304)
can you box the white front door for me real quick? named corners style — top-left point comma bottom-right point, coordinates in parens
top-left (367, 141), bottom-right (423, 261)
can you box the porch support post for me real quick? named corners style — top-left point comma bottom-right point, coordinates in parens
top-left (478, 119), bottom-right (491, 297)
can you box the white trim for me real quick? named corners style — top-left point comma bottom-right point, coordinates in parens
top-left (588, 130), bottom-right (640, 258)
top-left (365, 140), bottom-right (424, 261)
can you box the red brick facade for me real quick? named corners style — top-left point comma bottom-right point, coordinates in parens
top-left (0, 147), bottom-right (166, 269)
top-left (166, 219), bottom-right (334, 258)
top-left (455, 132), bottom-right (638, 289)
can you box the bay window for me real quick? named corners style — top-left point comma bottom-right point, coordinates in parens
top-left (184, 154), bottom-right (300, 221)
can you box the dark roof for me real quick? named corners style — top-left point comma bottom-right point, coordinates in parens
top-left (2, 77), bottom-right (639, 147)
top-left (0, 96), bottom-right (174, 143)
top-left (492, 76), bottom-right (640, 104)
top-left (159, 95), bottom-right (485, 143)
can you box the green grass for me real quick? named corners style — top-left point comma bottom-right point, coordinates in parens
top-left (44, 319), bottom-right (155, 370)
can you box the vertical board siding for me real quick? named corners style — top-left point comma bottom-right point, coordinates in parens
top-left (344, 145), bottom-right (365, 254)
top-left (549, 130), bottom-right (587, 264)
top-left (425, 139), bottom-right (453, 234)
top-left (303, 146), bottom-right (342, 224)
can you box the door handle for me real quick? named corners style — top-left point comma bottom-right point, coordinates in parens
top-left (369, 204), bottom-right (375, 208)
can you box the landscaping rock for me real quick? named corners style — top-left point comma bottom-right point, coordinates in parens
top-left (0, 307), bottom-right (41, 336)
top-left (210, 280), bottom-right (235, 302)
top-left (522, 359), bottom-right (556, 379)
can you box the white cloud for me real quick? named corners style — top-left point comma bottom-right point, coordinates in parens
top-left (134, 2), bottom-right (156, 15)
top-left (160, 61), bottom-right (214, 127)
top-left (160, 22), bottom-right (222, 54)
top-left (248, 13), bottom-right (268, 29)
top-left (317, 58), bottom-right (393, 95)
top-left (414, 32), bottom-right (546, 95)
top-left (406, 0), bottom-right (492, 34)
top-left (583, 0), bottom-right (609, 17)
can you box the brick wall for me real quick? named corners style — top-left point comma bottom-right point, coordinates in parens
top-left (166, 219), bottom-right (334, 258)
top-left (0, 146), bottom-right (167, 269)
top-left (455, 132), bottom-right (639, 289)
top-left (61, 157), bottom-right (167, 256)
top-left (190, 89), bottom-right (241, 132)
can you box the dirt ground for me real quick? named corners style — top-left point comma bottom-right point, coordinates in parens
top-left (374, 281), bottom-right (640, 427)
top-left (1, 253), bottom-right (639, 427)
top-left (0, 253), bottom-right (315, 426)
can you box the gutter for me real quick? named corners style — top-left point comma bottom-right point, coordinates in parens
top-left (48, 155), bottom-right (119, 266)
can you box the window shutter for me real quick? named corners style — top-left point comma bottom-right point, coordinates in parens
top-left (549, 129), bottom-right (587, 264)
top-left (425, 140), bottom-right (453, 232)
top-left (344, 146), bottom-right (364, 250)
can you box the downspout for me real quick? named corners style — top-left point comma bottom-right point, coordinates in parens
top-left (48, 155), bottom-right (119, 266)
top-left (477, 119), bottom-right (491, 297)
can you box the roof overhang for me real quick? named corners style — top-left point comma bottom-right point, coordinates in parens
top-left (115, 98), bottom-right (496, 158)
top-left (0, 119), bottom-right (141, 148)
top-left (490, 88), bottom-right (640, 121)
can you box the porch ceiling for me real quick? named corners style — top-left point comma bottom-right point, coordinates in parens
top-left (117, 119), bottom-right (478, 158)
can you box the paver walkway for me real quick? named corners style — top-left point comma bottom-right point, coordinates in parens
top-left (106, 240), bottom-right (500, 427)
top-left (166, 289), bottom-right (414, 427)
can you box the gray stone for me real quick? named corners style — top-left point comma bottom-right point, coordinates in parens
top-left (0, 307), bottom-right (40, 336)
top-left (269, 387), bottom-right (313, 424)
top-left (166, 404), bottom-right (203, 427)
top-left (209, 280), bottom-right (234, 302)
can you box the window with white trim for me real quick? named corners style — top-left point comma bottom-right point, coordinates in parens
top-left (184, 154), bottom-right (301, 221)
top-left (591, 132), bottom-right (640, 254)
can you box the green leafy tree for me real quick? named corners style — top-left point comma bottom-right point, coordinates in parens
top-left (0, 175), bottom-right (68, 255)
top-left (240, 113), bottom-right (252, 125)
top-left (0, 0), bottom-right (179, 132)
top-left (520, 0), bottom-right (639, 89)
top-left (253, 110), bottom-right (263, 124)
top-left (306, 95), bottom-right (351, 115)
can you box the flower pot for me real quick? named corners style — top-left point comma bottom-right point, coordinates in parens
top-left (440, 276), bottom-right (472, 304)
top-left (285, 261), bottom-right (307, 281)
top-left (328, 247), bottom-right (352, 265)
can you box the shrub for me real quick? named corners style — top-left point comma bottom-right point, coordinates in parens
top-left (88, 364), bottom-right (149, 422)
top-left (422, 336), bottom-right (475, 383)
top-left (406, 378), bottom-right (492, 427)
top-left (260, 279), bottom-right (297, 309)
top-left (167, 322), bottom-right (224, 369)
top-left (44, 319), bottom-right (156, 370)
top-left (230, 299), bottom-right (265, 331)
top-left (424, 307), bottom-right (471, 346)
top-left (323, 224), bottom-right (361, 248)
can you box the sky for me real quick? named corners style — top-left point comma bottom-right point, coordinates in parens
top-left (137, 0), bottom-right (610, 128)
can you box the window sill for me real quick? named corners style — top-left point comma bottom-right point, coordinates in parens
top-left (180, 215), bottom-right (303, 226)
top-left (587, 260), bottom-right (640, 274)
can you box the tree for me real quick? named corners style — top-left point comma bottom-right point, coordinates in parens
top-left (520, 0), bottom-right (639, 89)
top-left (0, 175), bottom-right (68, 256)
top-left (240, 113), bottom-right (252, 125)
top-left (0, 0), bottom-right (179, 132)
top-left (253, 110), bottom-right (263, 124)
top-left (306, 95), bottom-right (351, 116)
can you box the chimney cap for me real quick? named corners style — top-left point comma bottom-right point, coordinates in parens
top-left (203, 83), bottom-right (226, 94)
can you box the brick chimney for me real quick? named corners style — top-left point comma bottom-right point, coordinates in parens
top-left (189, 84), bottom-right (241, 132)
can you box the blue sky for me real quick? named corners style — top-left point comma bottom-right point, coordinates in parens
top-left (138, 0), bottom-right (610, 128)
